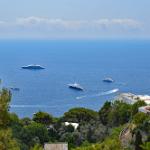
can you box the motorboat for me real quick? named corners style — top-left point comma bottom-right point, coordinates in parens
top-left (10, 87), bottom-right (20, 91)
top-left (103, 77), bottom-right (114, 83)
top-left (68, 83), bottom-right (84, 91)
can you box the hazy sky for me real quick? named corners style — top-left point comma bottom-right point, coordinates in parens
top-left (0, 0), bottom-right (150, 39)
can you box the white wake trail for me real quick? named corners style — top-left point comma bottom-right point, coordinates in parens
top-left (76, 88), bottom-right (119, 100)
top-left (10, 104), bottom-right (73, 108)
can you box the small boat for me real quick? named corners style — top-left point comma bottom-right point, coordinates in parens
top-left (10, 87), bottom-right (20, 91)
top-left (103, 78), bottom-right (114, 83)
top-left (22, 64), bottom-right (45, 70)
top-left (68, 83), bottom-right (84, 91)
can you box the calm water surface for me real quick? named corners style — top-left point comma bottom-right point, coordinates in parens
top-left (0, 40), bottom-right (150, 117)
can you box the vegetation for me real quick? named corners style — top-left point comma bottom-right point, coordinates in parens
top-left (131, 100), bottom-right (147, 117)
top-left (0, 87), bottom-right (150, 150)
top-left (62, 107), bottom-right (99, 123)
top-left (0, 89), bottom-right (20, 150)
top-left (99, 100), bottom-right (132, 127)
top-left (0, 89), bottom-right (11, 128)
top-left (73, 127), bottom-right (123, 150)
top-left (141, 142), bottom-right (150, 150)
top-left (33, 111), bottom-right (53, 125)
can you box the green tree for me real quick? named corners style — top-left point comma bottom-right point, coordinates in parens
top-left (99, 101), bottom-right (112, 125)
top-left (62, 107), bottom-right (98, 123)
top-left (20, 117), bottom-right (32, 126)
top-left (135, 130), bottom-right (142, 150)
top-left (86, 123), bottom-right (107, 143)
top-left (0, 129), bottom-right (20, 150)
top-left (60, 132), bottom-right (83, 149)
top-left (25, 122), bottom-right (49, 145)
top-left (73, 127), bottom-right (123, 150)
top-left (65, 124), bottom-right (75, 133)
top-left (108, 101), bottom-right (131, 126)
top-left (9, 113), bottom-right (20, 126)
top-left (0, 89), bottom-right (20, 149)
top-left (0, 89), bottom-right (11, 128)
top-left (131, 101), bottom-right (147, 117)
top-left (133, 112), bottom-right (148, 125)
top-left (33, 111), bottom-right (53, 125)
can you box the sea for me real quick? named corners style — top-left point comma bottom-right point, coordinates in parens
top-left (0, 39), bottom-right (150, 118)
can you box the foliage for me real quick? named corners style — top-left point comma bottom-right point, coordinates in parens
top-left (30, 144), bottom-right (43, 150)
top-left (141, 142), bottom-right (150, 150)
top-left (0, 86), bottom-right (150, 150)
top-left (138, 119), bottom-right (150, 133)
top-left (62, 107), bottom-right (98, 123)
top-left (99, 127), bottom-right (123, 150)
top-left (133, 112), bottom-right (148, 125)
top-left (99, 101), bottom-right (112, 125)
top-left (60, 132), bottom-right (83, 149)
top-left (0, 89), bottom-right (11, 128)
top-left (135, 130), bottom-right (143, 150)
top-left (0, 128), bottom-right (20, 150)
top-left (99, 101), bottom-right (132, 127)
top-left (0, 89), bottom-right (20, 149)
top-left (73, 127), bottom-right (123, 150)
top-left (33, 111), bottom-right (53, 125)
top-left (25, 122), bottom-right (49, 145)
top-left (85, 122), bottom-right (107, 143)
top-left (20, 117), bottom-right (32, 126)
top-left (109, 101), bottom-right (131, 126)
top-left (65, 124), bottom-right (75, 133)
top-left (131, 101), bottom-right (147, 117)
top-left (9, 113), bottom-right (20, 126)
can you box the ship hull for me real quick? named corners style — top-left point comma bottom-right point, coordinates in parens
top-left (69, 86), bottom-right (83, 91)
top-left (103, 80), bottom-right (113, 83)
top-left (22, 66), bottom-right (45, 70)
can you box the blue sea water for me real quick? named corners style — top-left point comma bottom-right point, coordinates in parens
top-left (0, 39), bottom-right (150, 118)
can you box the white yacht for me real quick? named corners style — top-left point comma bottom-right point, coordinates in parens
top-left (68, 83), bottom-right (84, 91)
top-left (22, 64), bottom-right (45, 70)
top-left (103, 77), bottom-right (114, 83)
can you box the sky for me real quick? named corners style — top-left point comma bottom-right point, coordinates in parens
top-left (0, 0), bottom-right (150, 39)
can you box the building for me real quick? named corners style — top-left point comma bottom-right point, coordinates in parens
top-left (117, 93), bottom-right (150, 105)
top-left (44, 143), bottom-right (68, 150)
top-left (139, 106), bottom-right (150, 115)
top-left (64, 122), bottom-right (79, 130)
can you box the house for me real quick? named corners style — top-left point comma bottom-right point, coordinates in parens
top-left (44, 143), bottom-right (68, 150)
top-left (64, 122), bottom-right (79, 130)
top-left (117, 93), bottom-right (150, 105)
top-left (138, 106), bottom-right (150, 115)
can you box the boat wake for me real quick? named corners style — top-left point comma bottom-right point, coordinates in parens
top-left (11, 105), bottom-right (49, 108)
top-left (99, 88), bottom-right (119, 96)
top-left (10, 104), bottom-right (73, 108)
top-left (76, 88), bottom-right (119, 100)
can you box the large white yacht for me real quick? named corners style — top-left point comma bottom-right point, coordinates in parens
top-left (22, 64), bottom-right (45, 70)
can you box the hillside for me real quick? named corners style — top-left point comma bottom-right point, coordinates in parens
top-left (0, 88), bottom-right (150, 150)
